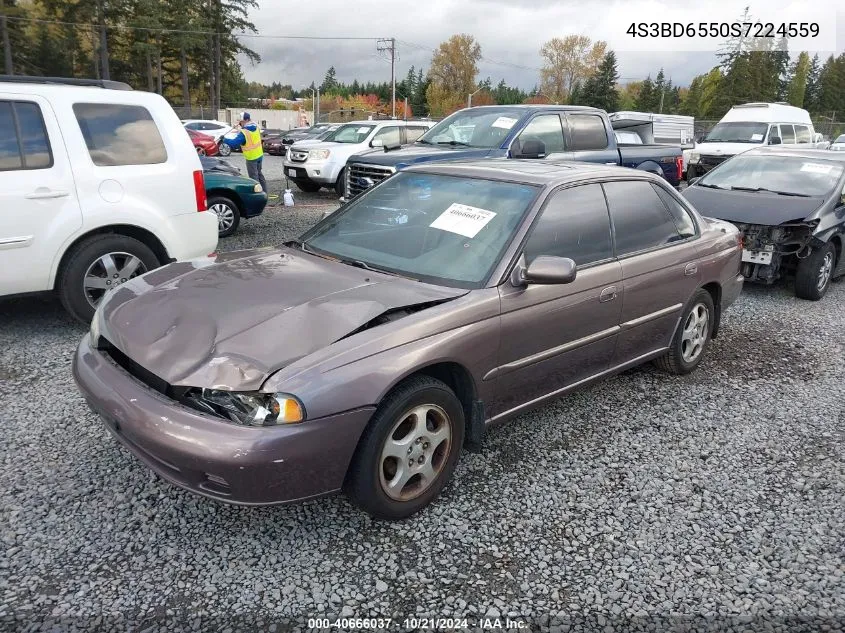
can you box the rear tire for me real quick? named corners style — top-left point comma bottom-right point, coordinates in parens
top-left (217, 141), bottom-right (231, 157)
top-left (345, 376), bottom-right (465, 520)
top-left (58, 234), bottom-right (160, 324)
top-left (653, 289), bottom-right (714, 375)
top-left (208, 195), bottom-right (241, 238)
top-left (795, 242), bottom-right (835, 301)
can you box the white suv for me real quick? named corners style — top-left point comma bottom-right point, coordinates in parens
top-left (283, 120), bottom-right (433, 195)
top-left (0, 77), bottom-right (218, 323)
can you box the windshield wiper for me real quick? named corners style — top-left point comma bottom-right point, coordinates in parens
top-left (416, 138), bottom-right (433, 145)
top-left (437, 140), bottom-right (472, 147)
top-left (729, 186), bottom-right (811, 197)
top-left (696, 183), bottom-right (728, 190)
top-left (341, 258), bottom-right (410, 278)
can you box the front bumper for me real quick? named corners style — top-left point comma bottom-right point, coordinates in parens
top-left (238, 190), bottom-right (268, 218)
top-left (282, 159), bottom-right (340, 184)
top-left (73, 334), bottom-right (374, 506)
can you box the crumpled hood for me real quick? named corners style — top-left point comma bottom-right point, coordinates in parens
top-left (682, 186), bottom-right (825, 225)
top-left (349, 144), bottom-right (494, 167)
top-left (99, 248), bottom-right (466, 391)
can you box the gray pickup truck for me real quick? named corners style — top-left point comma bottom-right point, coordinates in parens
top-left (344, 105), bottom-right (684, 200)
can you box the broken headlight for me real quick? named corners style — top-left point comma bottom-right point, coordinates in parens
top-left (191, 389), bottom-right (305, 426)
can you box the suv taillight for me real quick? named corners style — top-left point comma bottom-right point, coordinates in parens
top-left (675, 155), bottom-right (684, 181)
top-left (193, 170), bottom-right (207, 211)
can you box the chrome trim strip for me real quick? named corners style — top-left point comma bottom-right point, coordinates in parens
top-left (621, 303), bottom-right (682, 330)
top-left (487, 348), bottom-right (668, 424)
top-left (483, 325), bottom-right (620, 381)
top-left (0, 236), bottom-right (33, 250)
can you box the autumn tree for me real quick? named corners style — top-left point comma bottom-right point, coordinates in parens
top-left (539, 35), bottom-right (607, 103)
top-left (425, 34), bottom-right (481, 116)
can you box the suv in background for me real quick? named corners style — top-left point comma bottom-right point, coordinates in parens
top-left (283, 120), bottom-right (434, 195)
top-left (0, 76), bottom-right (218, 323)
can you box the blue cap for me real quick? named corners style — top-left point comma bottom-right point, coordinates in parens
top-left (240, 111), bottom-right (251, 121)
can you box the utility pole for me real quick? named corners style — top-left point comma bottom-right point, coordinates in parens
top-left (404, 96), bottom-right (408, 121)
top-left (1, 0), bottom-right (13, 75)
top-left (377, 38), bottom-right (397, 118)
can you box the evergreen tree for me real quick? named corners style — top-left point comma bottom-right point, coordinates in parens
top-left (635, 75), bottom-right (655, 111)
top-left (804, 54), bottom-right (821, 112)
top-left (321, 66), bottom-right (338, 93)
top-left (580, 51), bottom-right (619, 111)
top-left (786, 52), bottom-right (811, 108)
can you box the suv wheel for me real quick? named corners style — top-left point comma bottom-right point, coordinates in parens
top-left (208, 195), bottom-right (241, 238)
top-left (795, 242), bottom-right (835, 300)
top-left (58, 234), bottom-right (160, 324)
top-left (335, 168), bottom-right (346, 196)
top-left (345, 376), bottom-right (465, 519)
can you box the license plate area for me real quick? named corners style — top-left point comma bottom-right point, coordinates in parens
top-left (742, 248), bottom-right (773, 265)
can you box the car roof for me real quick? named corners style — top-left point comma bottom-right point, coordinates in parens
top-left (743, 147), bottom-right (845, 162)
top-left (460, 104), bottom-right (602, 112)
top-left (404, 159), bottom-right (661, 186)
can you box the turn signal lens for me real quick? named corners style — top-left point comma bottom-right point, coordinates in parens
top-left (268, 394), bottom-right (304, 424)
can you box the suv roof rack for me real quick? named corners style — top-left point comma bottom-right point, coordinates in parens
top-left (0, 75), bottom-right (133, 91)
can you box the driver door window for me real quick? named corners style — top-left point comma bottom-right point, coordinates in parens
top-left (516, 114), bottom-right (565, 154)
top-left (373, 126), bottom-right (401, 146)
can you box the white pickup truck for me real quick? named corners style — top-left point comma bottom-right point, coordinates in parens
top-left (282, 119), bottom-right (434, 195)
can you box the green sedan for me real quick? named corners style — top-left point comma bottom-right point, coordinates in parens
top-left (201, 158), bottom-right (269, 237)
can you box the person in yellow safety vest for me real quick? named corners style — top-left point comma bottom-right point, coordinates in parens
top-left (223, 111), bottom-right (267, 193)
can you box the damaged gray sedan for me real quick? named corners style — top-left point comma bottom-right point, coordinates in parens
top-left (683, 147), bottom-right (845, 300)
top-left (74, 161), bottom-right (743, 519)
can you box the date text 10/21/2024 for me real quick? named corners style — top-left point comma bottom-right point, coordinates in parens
top-left (308, 617), bottom-right (529, 630)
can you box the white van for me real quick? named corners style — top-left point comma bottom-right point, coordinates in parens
top-left (687, 103), bottom-right (815, 179)
top-left (0, 76), bottom-right (218, 323)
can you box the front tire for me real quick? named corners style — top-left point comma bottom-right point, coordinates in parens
top-left (58, 234), bottom-right (160, 324)
top-left (294, 179), bottom-right (321, 193)
top-left (653, 289), bottom-right (714, 375)
top-left (208, 195), bottom-right (241, 238)
top-left (795, 242), bottom-right (835, 300)
top-left (334, 168), bottom-right (346, 196)
top-left (217, 141), bottom-right (231, 157)
top-left (345, 376), bottom-right (465, 519)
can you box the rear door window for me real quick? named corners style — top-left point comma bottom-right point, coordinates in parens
top-left (652, 184), bottom-right (697, 238)
top-left (405, 126), bottom-right (429, 143)
top-left (373, 126), bottom-right (401, 146)
top-left (73, 103), bottom-right (168, 166)
top-left (567, 115), bottom-right (609, 151)
top-left (603, 181), bottom-right (682, 255)
top-left (794, 125), bottom-right (812, 144)
top-left (0, 100), bottom-right (53, 171)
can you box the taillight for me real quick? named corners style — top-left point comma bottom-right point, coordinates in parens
top-left (676, 155), bottom-right (684, 180)
top-left (193, 170), bottom-right (207, 212)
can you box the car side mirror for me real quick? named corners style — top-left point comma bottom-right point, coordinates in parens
top-left (512, 139), bottom-right (546, 159)
top-left (513, 256), bottom-right (577, 286)
top-left (370, 139), bottom-right (384, 148)
top-left (769, 136), bottom-right (782, 145)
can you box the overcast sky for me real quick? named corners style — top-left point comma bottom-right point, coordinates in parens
top-left (238, 0), bottom-right (843, 91)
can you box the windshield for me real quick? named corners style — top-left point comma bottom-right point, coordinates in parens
top-left (698, 154), bottom-right (844, 197)
top-left (323, 124), bottom-right (375, 143)
top-left (300, 172), bottom-right (540, 288)
top-left (835, 135), bottom-right (845, 144)
top-left (417, 108), bottom-right (525, 149)
top-left (702, 122), bottom-right (769, 144)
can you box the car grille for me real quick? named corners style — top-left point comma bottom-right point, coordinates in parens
top-left (99, 338), bottom-right (190, 401)
top-left (700, 155), bottom-right (729, 168)
top-left (289, 149), bottom-right (309, 163)
top-left (346, 163), bottom-right (395, 199)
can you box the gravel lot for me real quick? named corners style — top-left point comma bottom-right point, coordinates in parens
top-left (1, 182), bottom-right (843, 631)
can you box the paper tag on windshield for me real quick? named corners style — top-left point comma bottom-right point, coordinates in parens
top-left (491, 116), bottom-right (518, 130)
top-left (430, 203), bottom-right (497, 238)
top-left (801, 163), bottom-right (833, 174)
top-left (357, 127), bottom-right (370, 134)
top-left (750, 133), bottom-right (764, 141)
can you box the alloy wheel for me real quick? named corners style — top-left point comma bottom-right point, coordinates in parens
top-left (210, 202), bottom-right (236, 232)
top-left (196, 146), bottom-right (206, 156)
top-left (817, 251), bottom-right (834, 291)
top-left (83, 252), bottom-right (148, 309)
top-left (379, 404), bottom-right (452, 502)
top-left (681, 302), bottom-right (709, 363)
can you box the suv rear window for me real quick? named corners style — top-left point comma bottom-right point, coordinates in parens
top-left (73, 103), bottom-right (167, 166)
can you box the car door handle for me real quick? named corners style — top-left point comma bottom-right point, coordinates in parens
top-left (599, 286), bottom-right (618, 302)
top-left (25, 189), bottom-right (70, 200)
top-left (684, 263), bottom-right (698, 276)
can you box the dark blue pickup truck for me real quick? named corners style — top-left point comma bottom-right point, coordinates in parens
top-left (343, 105), bottom-right (683, 200)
